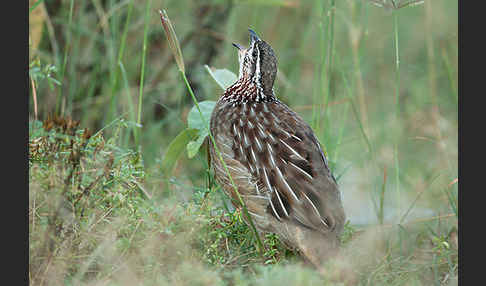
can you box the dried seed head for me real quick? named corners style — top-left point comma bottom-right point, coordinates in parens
top-left (159, 9), bottom-right (185, 73)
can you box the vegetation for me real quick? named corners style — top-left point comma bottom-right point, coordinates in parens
top-left (29, 0), bottom-right (457, 285)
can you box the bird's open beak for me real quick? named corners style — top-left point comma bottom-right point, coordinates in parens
top-left (232, 29), bottom-right (260, 51)
top-left (249, 28), bottom-right (260, 44)
top-left (232, 42), bottom-right (245, 61)
top-left (232, 43), bottom-right (243, 50)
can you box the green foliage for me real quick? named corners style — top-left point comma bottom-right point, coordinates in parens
top-left (187, 100), bottom-right (216, 158)
top-left (204, 65), bottom-right (238, 90)
top-left (161, 128), bottom-right (198, 175)
top-left (29, 118), bottom-right (148, 283)
top-left (29, 59), bottom-right (61, 90)
top-left (167, 66), bottom-right (234, 164)
top-left (29, 0), bottom-right (457, 284)
top-left (194, 205), bottom-right (296, 268)
top-left (164, 65), bottom-right (234, 167)
top-left (339, 221), bottom-right (356, 245)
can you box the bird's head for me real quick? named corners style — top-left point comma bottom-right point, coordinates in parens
top-left (233, 29), bottom-right (277, 95)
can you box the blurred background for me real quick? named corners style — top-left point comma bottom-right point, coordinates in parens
top-left (29, 0), bottom-right (457, 284)
top-left (29, 0), bottom-right (457, 224)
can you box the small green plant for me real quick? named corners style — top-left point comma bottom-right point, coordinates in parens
top-left (195, 205), bottom-right (295, 267)
top-left (160, 67), bottom-right (236, 174)
top-left (29, 116), bottom-right (147, 284)
top-left (29, 59), bottom-right (61, 90)
top-left (339, 221), bottom-right (356, 245)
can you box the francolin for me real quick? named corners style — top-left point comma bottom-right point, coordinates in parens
top-left (209, 29), bottom-right (346, 266)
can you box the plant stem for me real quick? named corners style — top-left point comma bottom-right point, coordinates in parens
top-left (55, 0), bottom-right (74, 116)
top-left (31, 77), bottom-right (38, 120)
top-left (180, 71), bottom-right (265, 256)
top-left (393, 10), bottom-right (401, 213)
top-left (394, 12), bottom-right (400, 120)
top-left (135, 0), bottom-right (152, 145)
top-left (311, 0), bottom-right (324, 132)
top-left (119, 62), bottom-right (136, 144)
top-left (109, 0), bottom-right (134, 126)
top-left (379, 167), bottom-right (387, 225)
top-left (393, 9), bottom-right (403, 259)
top-left (324, 0), bottom-right (336, 114)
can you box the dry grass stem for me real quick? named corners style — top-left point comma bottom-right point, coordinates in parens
top-left (159, 9), bottom-right (185, 73)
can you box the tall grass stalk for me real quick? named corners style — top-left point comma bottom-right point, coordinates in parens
top-left (159, 9), bottom-right (265, 255)
top-left (336, 51), bottom-right (373, 155)
top-left (55, 0), bottom-right (74, 116)
top-left (135, 0), bottom-right (152, 145)
top-left (331, 100), bottom-right (350, 173)
top-left (109, 0), bottom-right (135, 128)
top-left (80, 62), bottom-right (102, 125)
top-left (119, 61), bottom-right (137, 145)
top-left (441, 47), bottom-right (458, 104)
top-left (311, 0), bottom-right (335, 161)
top-left (392, 9), bottom-right (402, 222)
top-left (392, 8), bottom-right (404, 259)
top-left (322, 0), bottom-right (336, 162)
top-left (349, 2), bottom-right (369, 136)
top-left (399, 173), bottom-right (441, 224)
top-left (323, 0), bottom-right (336, 115)
top-left (379, 167), bottom-right (387, 225)
top-left (338, 52), bottom-right (389, 226)
top-left (311, 0), bottom-right (326, 134)
top-left (425, 0), bottom-right (456, 183)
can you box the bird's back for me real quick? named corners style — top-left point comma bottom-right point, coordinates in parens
top-left (209, 97), bottom-right (345, 238)
top-left (208, 29), bottom-right (346, 266)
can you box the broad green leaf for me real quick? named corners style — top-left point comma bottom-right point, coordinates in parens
top-left (161, 128), bottom-right (198, 175)
top-left (187, 135), bottom-right (206, 158)
top-left (186, 101), bottom-right (216, 158)
top-left (187, 100), bottom-right (216, 133)
top-left (204, 65), bottom-right (237, 90)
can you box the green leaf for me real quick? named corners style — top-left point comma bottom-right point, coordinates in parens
top-left (187, 100), bottom-right (216, 131)
top-left (187, 135), bottom-right (206, 158)
top-left (186, 101), bottom-right (216, 158)
top-left (161, 128), bottom-right (198, 175)
top-left (204, 65), bottom-right (237, 90)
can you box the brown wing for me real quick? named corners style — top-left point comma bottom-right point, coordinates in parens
top-left (210, 99), bottom-right (344, 233)
top-left (209, 101), bottom-right (269, 219)
top-left (255, 101), bottom-right (342, 232)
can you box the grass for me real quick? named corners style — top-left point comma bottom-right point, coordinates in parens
top-left (29, 0), bottom-right (457, 285)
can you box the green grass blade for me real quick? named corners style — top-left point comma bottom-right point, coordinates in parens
top-left (29, 0), bottom-right (44, 14)
top-left (55, 0), bottom-right (75, 115)
top-left (135, 0), bottom-right (152, 144)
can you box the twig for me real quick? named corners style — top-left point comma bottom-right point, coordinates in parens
top-left (31, 77), bottom-right (38, 120)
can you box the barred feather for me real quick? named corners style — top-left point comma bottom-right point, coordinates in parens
top-left (209, 29), bottom-right (346, 266)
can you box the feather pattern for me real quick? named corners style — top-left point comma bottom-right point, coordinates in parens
top-left (211, 97), bottom-right (342, 233)
top-left (209, 29), bottom-right (345, 266)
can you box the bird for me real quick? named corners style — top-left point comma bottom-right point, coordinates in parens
top-left (208, 29), bottom-right (346, 267)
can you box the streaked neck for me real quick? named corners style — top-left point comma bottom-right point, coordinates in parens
top-left (221, 76), bottom-right (275, 104)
